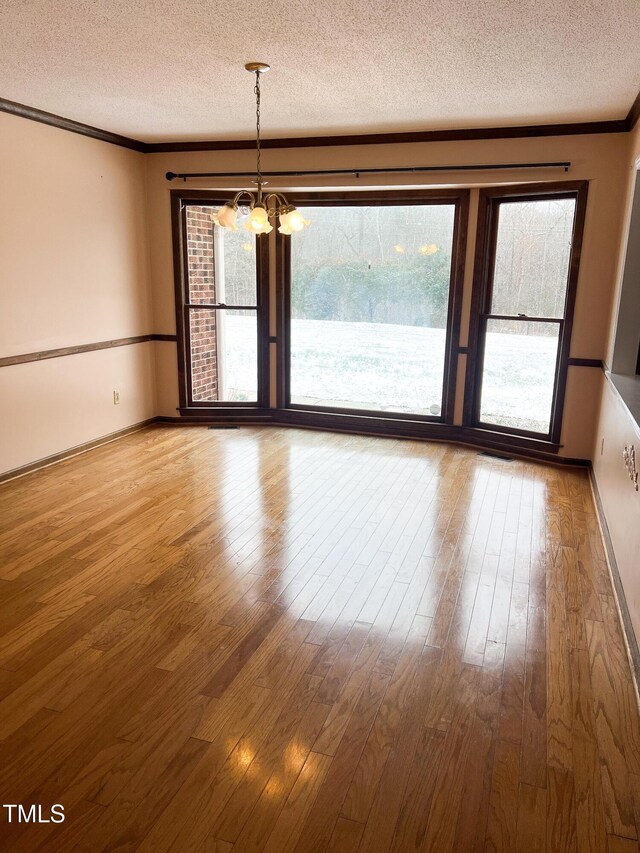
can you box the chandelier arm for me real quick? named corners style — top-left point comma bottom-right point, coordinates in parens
top-left (263, 191), bottom-right (291, 211)
top-left (230, 190), bottom-right (256, 207)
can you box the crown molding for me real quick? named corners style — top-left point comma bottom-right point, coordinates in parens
top-left (1, 91), bottom-right (639, 154)
top-left (145, 119), bottom-right (628, 152)
top-left (625, 89), bottom-right (640, 131)
top-left (0, 97), bottom-right (146, 152)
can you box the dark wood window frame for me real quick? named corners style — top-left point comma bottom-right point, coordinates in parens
top-left (170, 189), bottom-right (270, 412)
top-left (463, 180), bottom-right (589, 448)
top-left (275, 188), bottom-right (470, 425)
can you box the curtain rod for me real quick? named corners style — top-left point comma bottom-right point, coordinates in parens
top-left (165, 162), bottom-right (571, 181)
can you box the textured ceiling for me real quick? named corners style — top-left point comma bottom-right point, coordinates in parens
top-left (1, 0), bottom-right (640, 142)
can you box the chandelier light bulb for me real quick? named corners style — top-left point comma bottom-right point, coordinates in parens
top-left (278, 218), bottom-right (294, 235)
top-left (213, 202), bottom-right (238, 230)
top-left (245, 204), bottom-right (273, 234)
top-left (280, 207), bottom-right (310, 233)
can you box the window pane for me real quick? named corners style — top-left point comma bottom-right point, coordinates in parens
top-left (189, 308), bottom-right (257, 402)
top-left (490, 198), bottom-right (575, 318)
top-left (479, 320), bottom-right (559, 433)
top-left (185, 205), bottom-right (257, 306)
top-left (289, 204), bottom-right (456, 415)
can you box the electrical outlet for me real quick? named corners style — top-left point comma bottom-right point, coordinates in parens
top-left (113, 390), bottom-right (121, 405)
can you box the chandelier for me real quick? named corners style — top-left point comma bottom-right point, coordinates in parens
top-left (213, 63), bottom-right (310, 236)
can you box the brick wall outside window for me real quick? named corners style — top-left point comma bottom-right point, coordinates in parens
top-left (186, 206), bottom-right (218, 401)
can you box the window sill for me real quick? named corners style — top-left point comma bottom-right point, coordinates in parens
top-left (458, 425), bottom-right (561, 454)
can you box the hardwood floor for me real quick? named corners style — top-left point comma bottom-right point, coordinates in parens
top-left (0, 425), bottom-right (639, 852)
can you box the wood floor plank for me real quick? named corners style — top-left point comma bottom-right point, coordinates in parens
top-left (0, 427), bottom-right (637, 851)
top-left (607, 835), bottom-right (640, 853)
top-left (485, 738), bottom-right (521, 853)
top-left (452, 639), bottom-right (505, 852)
top-left (498, 640), bottom-right (526, 744)
top-left (516, 782), bottom-right (546, 852)
top-left (261, 751), bottom-right (333, 853)
top-left (327, 816), bottom-right (365, 851)
top-left (388, 726), bottom-right (446, 852)
top-left (520, 648), bottom-right (547, 788)
top-left (295, 667), bottom-right (389, 852)
top-left (547, 766), bottom-right (578, 852)
top-left (587, 619), bottom-right (638, 839)
top-left (417, 665), bottom-right (479, 852)
top-left (358, 645), bottom-right (444, 852)
top-left (211, 679), bottom-right (327, 844)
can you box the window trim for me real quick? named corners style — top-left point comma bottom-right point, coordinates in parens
top-left (463, 180), bottom-right (589, 445)
top-left (170, 189), bottom-right (270, 410)
top-left (276, 188), bottom-right (470, 424)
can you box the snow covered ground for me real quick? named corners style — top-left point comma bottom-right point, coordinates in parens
top-left (289, 320), bottom-right (446, 415)
top-left (222, 316), bottom-right (558, 433)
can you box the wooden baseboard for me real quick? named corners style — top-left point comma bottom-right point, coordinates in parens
top-left (158, 411), bottom-right (589, 467)
top-left (589, 467), bottom-right (640, 704)
top-left (0, 412), bottom-right (592, 487)
top-left (0, 418), bottom-right (157, 485)
top-left (281, 418), bottom-right (590, 467)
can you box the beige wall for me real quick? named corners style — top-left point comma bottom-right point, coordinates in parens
top-left (592, 119), bottom-right (640, 647)
top-left (146, 132), bottom-right (630, 457)
top-left (0, 112), bottom-right (155, 475)
top-left (1, 114), bottom-right (635, 474)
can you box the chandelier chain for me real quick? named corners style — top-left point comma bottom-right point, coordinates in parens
top-left (254, 71), bottom-right (262, 189)
top-left (215, 63), bottom-right (308, 235)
